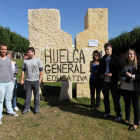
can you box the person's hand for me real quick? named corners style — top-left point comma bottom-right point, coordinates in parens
top-left (126, 72), bottom-right (132, 77)
top-left (12, 81), bottom-right (14, 83)
top-left (20, 80), bottom-right (24, 85)
top-left (15, 72), bottom-right (18, 75)
top-left (95, 70), bottom-right (98, 74)
top-left (105, 73), bottom-right (112, 77)
top-left (39, 79), bottom-right (42, 84)
top-left (100, 74), bottom-right (105, 78)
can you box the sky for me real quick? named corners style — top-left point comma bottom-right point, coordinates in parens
top-left (0, 0), bottom-right (140, 44)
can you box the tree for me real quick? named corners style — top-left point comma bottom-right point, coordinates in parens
top-left (109, 26), bottom-right (140, 55)
top-left (0, 26), bottom-right (29, 53)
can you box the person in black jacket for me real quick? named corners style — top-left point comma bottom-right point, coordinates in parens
top-left (98, 43), bottom-right (122, 122)
top-left (120, 49), bottom-right (140, 130)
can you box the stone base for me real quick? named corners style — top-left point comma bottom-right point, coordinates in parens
top-left (76, 83), bottom-right (103, 98)
top-left (59, 82), bottom-right (72, 101)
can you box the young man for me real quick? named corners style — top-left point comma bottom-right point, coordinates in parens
top-left (0, 44), bottom-right (18, 125)
top-left (98, 43), bottom-right (122, 122)
top-left (20, 47), bottom-right (43, 114)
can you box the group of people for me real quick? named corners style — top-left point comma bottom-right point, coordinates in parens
top-left (89, 43), bottom-right (140, 130)
top-left (0, 44), bottom-right (43, 125)
top-left (0, 43), bottom-right (140, 131)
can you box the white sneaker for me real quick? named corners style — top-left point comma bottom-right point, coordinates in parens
top-left (9, 112), bottom-right (18, 116)
top-left (0, 119), bottom-right (2, 125)
top-left (14, 107), bottom-right (19, 111)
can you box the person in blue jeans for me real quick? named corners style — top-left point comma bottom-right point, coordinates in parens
top-left (0, 44), bottom-right (18, 125)
top-left (89, 50), bottom-right (101, 110)
top-left (7, 53), bottom-right (19, 111)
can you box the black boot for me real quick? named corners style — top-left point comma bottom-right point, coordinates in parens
top-left (22, 109), bottom-right (30, 114)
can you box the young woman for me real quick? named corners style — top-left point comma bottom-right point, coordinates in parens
top-left (89, 50), bottom-right (101, 110)
top-left (120, 49), bottom-right (140, 130)
top-left (7, 53), bottom-right (19, 111)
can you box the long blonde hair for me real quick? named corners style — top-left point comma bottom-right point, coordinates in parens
top-left (124, 49), bottom-right (137, 69)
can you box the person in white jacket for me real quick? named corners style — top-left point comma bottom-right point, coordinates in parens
top-left (7, 52), bottom-right (19, 111)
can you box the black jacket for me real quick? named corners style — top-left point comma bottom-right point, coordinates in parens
top-left (98, 54), bottom-right (122, 83)
top-left (129, 62), bottom-right (140, 93)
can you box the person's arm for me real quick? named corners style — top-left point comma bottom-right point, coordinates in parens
top-left (39, 71), bottom-right (43, 83)
top-left (134, 75), bottom-right (140, 81)
top-left (89, 61), bottom-right (92, 73)
top-left (15, 63), bottom-right (19, 75)
top-left (20, 71), bottom-right (25, 84)
top-left (133, 63), bottom-right (140, 81)
top-left (97, 59), bottom-right (101, 75)
top-left (38, 58), bottom-right (43, 83)
top-left (117, 57), bottom-right (122, 71)
top-left (20, 60), bottom-right (26, 84)
top-left (129, 62), bottom-right (140, 81)
top-left (98, 59), bottom-right (104, 78)
top-left (9, 59), bottom-right (14, 83)
top-left (114, 57), bottom-right (122, 79)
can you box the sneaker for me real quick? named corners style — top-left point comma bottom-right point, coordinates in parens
top-left (34, 109), bottom-right (39, 114)
top-left (34, 106), bottom-right (39, 114)
top-left (14, 107), bottom-right (19, 111)
top-left (9, 112), bottom-right (18, 116)
top-left (0, 119), bottom-right (2, 125)
top-left (114, 116), bottom-right (121, 122)
top-left (104, 113), bottom-right (110, 118)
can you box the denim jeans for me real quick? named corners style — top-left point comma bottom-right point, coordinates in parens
top-left (13, 80), bottom-right (18, 108)
top-left (0, 81), bottom-right (14, 119)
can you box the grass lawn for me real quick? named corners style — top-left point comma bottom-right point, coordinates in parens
top-left (0, 59), bottom-right (140, 140)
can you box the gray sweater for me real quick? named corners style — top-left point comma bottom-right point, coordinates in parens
top-left (22, 57), bottom-right (43, 81)
top-left (0, 56), bottom-right (14, 82)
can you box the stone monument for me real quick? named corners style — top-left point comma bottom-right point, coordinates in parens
top-left (28, 8), bottom-right (108, 100)
top-left (28, 9), bottom-right (73, 100)
top-left (75, 8), bottom-right (108, 98)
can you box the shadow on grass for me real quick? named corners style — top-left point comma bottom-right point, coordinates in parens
top-left (42, 85), bottom-right (122, 124)
top-left (16, 83), bottom-right (129, 125)
top-left (42, 83), bottom-right (76, 98)
top-left (46, 98), bottom-right (131, 126)
top-left (46, 98), bottom-right (117, 122)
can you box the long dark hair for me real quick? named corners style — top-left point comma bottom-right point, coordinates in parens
top-left (92, 50), bottom-right (101, 61)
